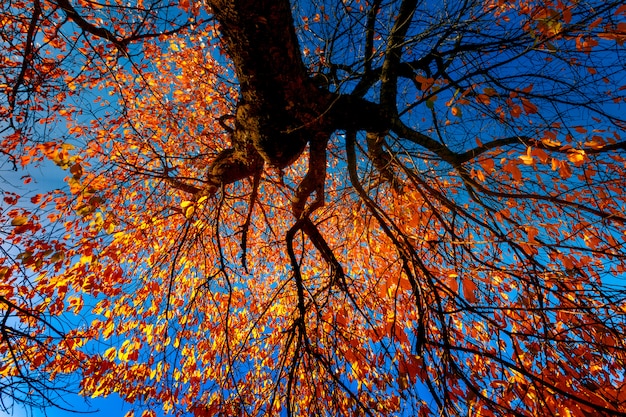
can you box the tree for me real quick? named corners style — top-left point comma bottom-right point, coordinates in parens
top-left (2, 0), bottom-right (626, 415)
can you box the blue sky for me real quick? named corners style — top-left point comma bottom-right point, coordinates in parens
top-left (0, 395), bottom-right (131, 417)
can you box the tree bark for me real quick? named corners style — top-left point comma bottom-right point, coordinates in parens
top-left (206, 0), bottom-right (327, 172)
top-left (203, 0), bottom-right (388, 193)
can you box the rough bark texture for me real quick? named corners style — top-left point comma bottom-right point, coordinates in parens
top-left (206, 0), bottom-right (328, 178)
top-left (204, 0), bottom-right (387, 202)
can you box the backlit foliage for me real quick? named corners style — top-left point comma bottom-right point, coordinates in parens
top-left (2, 1), bottom-right (626, 416)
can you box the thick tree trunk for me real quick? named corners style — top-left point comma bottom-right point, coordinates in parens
top-left (203, 0), bottom-right (387, 193)
top-left (205, 0), bottom-right (330, 179)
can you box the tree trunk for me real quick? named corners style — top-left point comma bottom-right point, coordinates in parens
top-left (203, 0), bottom-right (387, 191)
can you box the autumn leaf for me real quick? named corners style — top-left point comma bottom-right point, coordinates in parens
top-left (463, 279), bottom-right (478, 304)
top-left (567, 149), bottom-right (586, 165)
top-left (521, 97), bottom-right (538, 114)
top-left (519, 147), bottom-right (534, 165)
top-left (475, 94), bottom-right (491, 105)
top-left (11, 216), bottom-right (29, 226)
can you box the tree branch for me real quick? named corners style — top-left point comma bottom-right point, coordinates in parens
top-left (9, 0), bottom-right (41, 114)
top-left (54, 0), bottom-right (126, 51)
top-left (380, 0), bottom-right (418, 112)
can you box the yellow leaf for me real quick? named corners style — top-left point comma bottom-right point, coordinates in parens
top-left (104, 347), bottom-right (117, 361)
top-left (541, 137), bottom-right (561, 147)
top-left (91, 386), bottom-right (107, 398)
top-left (11, 216), bottom-right (28, 226)
top-left (118, 340), bottom-right (131, 362)
top-left (519, 146), bottom-right (534, 165)
top-left (0, 267), bottom-right (10, 280)
top-left (584, 139), bottom-right (605, 150)
top-left (567, 149), bottom-right (585, 164)
top-left (67, 296), bottom-right (84, 314)
top-left (102, 320), bottom-right (115, 339)
top-left (79, 255), bottom-right (92, 265)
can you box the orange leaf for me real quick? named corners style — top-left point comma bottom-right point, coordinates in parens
top-left (510, 104), bottom-right (522, 118)
top-left (480, 158), bottom-right (495, 173)
top-left (463, 279), bottom-right (478, 303)
top-left (521, 98), bottom-right (538, 114)
top-left (503, 161), bottom-right (523, 182)
top-left (475, 94), bottom-right (491, 105)
top-left (11, 216), bottom-right (29, 226)
top-left (567, 149), bottom-right (586, 165)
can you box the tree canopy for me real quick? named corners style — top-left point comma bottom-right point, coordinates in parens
top-left (2, 0), bottom-right (626, 416)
